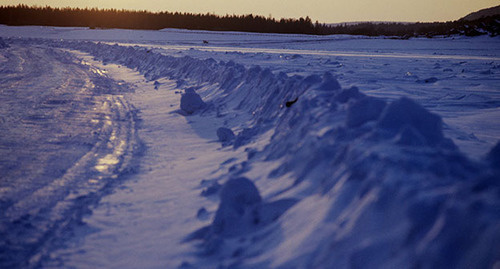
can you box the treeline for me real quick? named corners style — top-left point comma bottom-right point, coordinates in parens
top-left (0, 5), bottom-right (326, 35)
top-left (0, 5), bottom-right (498, 37)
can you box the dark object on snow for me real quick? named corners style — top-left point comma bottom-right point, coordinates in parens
top-left (216, 127), bottom-right (235, 142)
top-left (203, 40), bottom-right (209, 44)
top-left (285, 97), bottom-right (298, 107)
top-left (180, 88), bottom-right (206, 114)
top-left (417, 77), bottom-right (439, 83)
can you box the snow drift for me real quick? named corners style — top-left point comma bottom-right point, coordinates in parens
top-left (10, 38), bottom-right (498, 268)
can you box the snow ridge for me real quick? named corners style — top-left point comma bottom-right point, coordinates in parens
top-left (32, 39), bottom-right (500, 268)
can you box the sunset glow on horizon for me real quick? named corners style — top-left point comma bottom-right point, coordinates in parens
top-left (0, 0), bottom-right (498, 23)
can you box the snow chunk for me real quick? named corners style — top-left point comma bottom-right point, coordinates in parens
top-left (212, 177), bottom-right (262, 237)
top-left (233, 127), bottom-right (259, 148)
top-left (346, 96), bottom-right (386, 128)
top-left (303, 74), bottom-right (322, 85)
top-left (210, 177), bottom-right (297, 239)
top-left (395, 125), bottom-right (427, 146)
top-left (315, 72), bottom-right (341, 92)
top-left (180, 88), bottom-right (206, 114)
top-left (197, 207), bottom-right (209, 220)
top-left (335, 86), bottom-right (365, 103)
top-left (188, 177), bottom-right (297, 249)
top-left (377, 97), bottom-right (444, 146)
top-left (216, 127), bottom-right (235, 143)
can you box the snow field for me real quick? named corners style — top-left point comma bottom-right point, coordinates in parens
top-left (0, 28), bottom-right (498, 268)
top-left (33, 39), bottom-right (498, 268)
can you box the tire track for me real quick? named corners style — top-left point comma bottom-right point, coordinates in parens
top-left (0, 44), bottom-right (140, 268)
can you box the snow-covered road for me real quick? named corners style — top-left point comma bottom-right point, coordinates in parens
top-left (45, 53), bottom-right (238, 268)
top-left (0, 44), bottom-right (140, 268)
top-left (0, 26), bottom-right (499, 268)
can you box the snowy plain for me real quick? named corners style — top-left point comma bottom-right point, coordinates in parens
top-left (0, 25), bottom-right (499, 268)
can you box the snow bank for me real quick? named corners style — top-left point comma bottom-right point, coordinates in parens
top-left (28, 39), bottom-right (499, 268)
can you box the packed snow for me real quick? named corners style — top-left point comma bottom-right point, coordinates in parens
top-left (0, 25), bottom-right (499, 268)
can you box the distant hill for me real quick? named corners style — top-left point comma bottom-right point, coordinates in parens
top-left (324, 6), bottom-right (500, 37)
top-left (461, 5), bottom-right (500, 21)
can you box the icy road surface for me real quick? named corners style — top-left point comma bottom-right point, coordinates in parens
top-left (0, 43), bottom-right (140, 267)
top-left (0, 27), bottom-right (499, 268)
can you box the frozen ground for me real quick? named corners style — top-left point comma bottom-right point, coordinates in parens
top-left (0, 26), bottom-right (499, 268)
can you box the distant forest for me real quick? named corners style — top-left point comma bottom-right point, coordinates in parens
top-left (0, 5), bottom-right (498, 37)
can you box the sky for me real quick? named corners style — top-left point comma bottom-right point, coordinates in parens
top-left (0, 0), bottom-right (498, 23)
